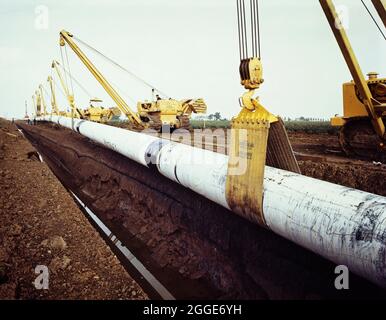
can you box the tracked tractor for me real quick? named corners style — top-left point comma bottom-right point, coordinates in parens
top-left (321, 0), bottom-right (386, 161)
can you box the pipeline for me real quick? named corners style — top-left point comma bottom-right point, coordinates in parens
top-left (38, 115), bottom-right (386, 287)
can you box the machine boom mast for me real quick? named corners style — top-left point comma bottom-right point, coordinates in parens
top-left (39, 85), bottom-right (47, 115)
top-left (372, 0), bottom-right (386, 28)
top-left (59, 30), bottom-right (143, 127)
top-left (320, 0), bottom-right (385, 138)
top-left (47, 76), bottom-right (59, 115)
top-left (52, 60), bottom-right (83, 118)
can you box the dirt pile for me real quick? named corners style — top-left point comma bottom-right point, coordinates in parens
top-left (288, 132), bottom-right (386, 197)
top-left (0, 119), bottom-right (147, 300)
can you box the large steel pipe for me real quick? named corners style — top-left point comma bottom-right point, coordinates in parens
top-left (38, 116), bottom-right (386, 287)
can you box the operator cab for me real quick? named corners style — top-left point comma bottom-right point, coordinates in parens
top-left (89, 98), bottom-right (103, 109)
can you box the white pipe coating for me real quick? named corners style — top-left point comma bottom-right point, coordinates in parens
top-left (37, 116), bottom-right (386, 287)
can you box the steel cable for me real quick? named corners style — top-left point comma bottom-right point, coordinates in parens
top-left (72, 35), bottom-right (170, 99)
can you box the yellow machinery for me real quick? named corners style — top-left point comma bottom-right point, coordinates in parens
top-left (47, 75), bottom-right (65, 116)
top-left (51, 60), bottom-right (84, 119)
top-left (82, 98), bottom-right (121, 123)
top-left (31, 95), bottom-right (37, 117)
top-left (372, 0), bottom-right (386, 28)
top-left (59, 30), bottom-right (206, 131)
top-left (226, 0), bottom-right (299, 225)
top-left (47, 76), bottom-right (59, 115)
top-left (321, 0), bottom-right (386, 161)
top-left (33, 91), bottom-right (42, 117)
top-left (38, 84), bottom-right (48, 116)
top-left (51, 60), bottom-right (120, 122)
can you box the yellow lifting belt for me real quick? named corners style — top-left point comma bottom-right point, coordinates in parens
top-left (226, 105), bottom-right (270, 226)
top-left (226, 92), bottom-right (300, 226)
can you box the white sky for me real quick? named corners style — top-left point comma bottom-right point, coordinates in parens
top-left (0, 0), bottom-right (385, 119)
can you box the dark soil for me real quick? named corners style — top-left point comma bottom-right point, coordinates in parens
top-left (0, 119), bottom-right (147, 300)
top-left (288, 132), bottom-right (386, 197)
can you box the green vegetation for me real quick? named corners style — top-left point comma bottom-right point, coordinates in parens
top-left (284, 121), bottom-right (338, 134)
top-left (191, 118), bottom-right (339, 134)
top-left (191, 119), bottom-right (231, 129)
top-left (109, 113), bottom-right (338, 135)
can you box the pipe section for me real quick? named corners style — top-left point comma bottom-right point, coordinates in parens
top-left (38, 116), bottom-right (386, 287)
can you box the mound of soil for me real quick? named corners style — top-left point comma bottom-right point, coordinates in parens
top-left (0, 119), bottom-right (147, 300)
top-left (288, 132), bottom-right (386, 197)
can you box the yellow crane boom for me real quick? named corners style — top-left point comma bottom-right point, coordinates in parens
top-left (59, 30), bottom-right (143, 127)
top-left (34, 90), bottom-right (42, 117)
top-left (32, 95), bottom-right (37, 117)
top-left (51, 60), bottom-right (83, 119)
top-left (320, 0), bottom-right (386, 139)
top-left (372, 0), bottom-right (386, 28)
top-left (47, 76), bottom-right (59, 115)
top-left (39, 84), bottom-right (47, 116)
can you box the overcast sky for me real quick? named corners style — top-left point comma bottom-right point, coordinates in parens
top-left (0, 0), bottom-right (385, 119)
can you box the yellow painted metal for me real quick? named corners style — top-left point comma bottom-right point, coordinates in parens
top-left (136, 98), bottom-right (207, 129)
top-left (51, 60), bottom-right (83, 119)
top-left (225, 0), bottom-right (298, 226)
top-left (240, 58), bottom-right (264, 90)
top-left (226, 54), bottom-right (277, 226)
top-left (372, 0), bottom-right (386, 28)
top-left (180, 99), bottom-right (207, 115)
top-left (39, 85), bottom-right (47, 116)
top-left (59, 30), bottom-right (143, 127)
top-left (32, 95), bottom-right (37, 117)
top-left (331, 116), bottom-right (346, 127)
top-left (83, 98), bottom-right (121, 123)
top-left (35, 90), bottom-right (42, 117)
top-left (59, 30), bottom-right (206, 130)
top-left (330, 77), bottom-right (386, 126)
top-left (320, 0), bottom-right (385, 138)
top-left (240, 90), bottom-right (278, 123)
top-left (47, 76), bottom-right (60, 115)
top-left (226, 116), bottom-right (270, 225)
top-left (226, 89), bottom-right (276, 225)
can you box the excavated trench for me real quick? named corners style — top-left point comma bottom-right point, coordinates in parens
top-left (17, 121), bottom-right (386, 299)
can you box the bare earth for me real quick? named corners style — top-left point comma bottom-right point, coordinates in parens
top-left (0, 119), bottom-right (147, 300)
top-left (289, 132), bottom-right (386, 197)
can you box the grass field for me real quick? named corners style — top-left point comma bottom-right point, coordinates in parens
top-left (191, 120), bottom-right (231, 129)
top-left (283, 121), bottom-right (338, 134)
top-left (191, 119), bottom-right (339, 134)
